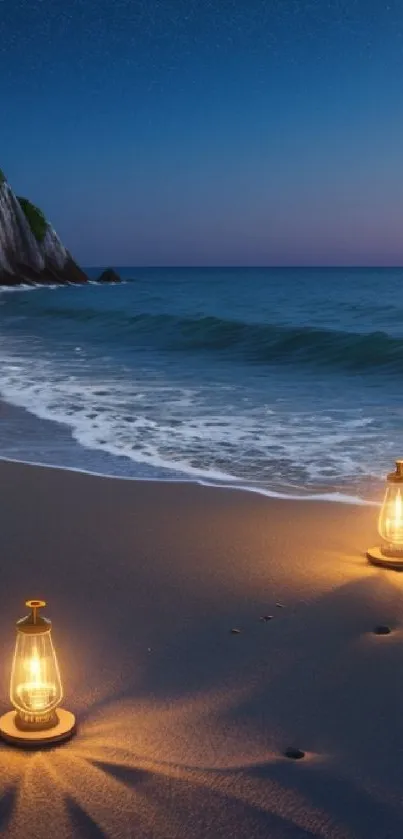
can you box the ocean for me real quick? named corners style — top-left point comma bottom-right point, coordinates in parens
top-left (0, 266), bottom-right (401, 504)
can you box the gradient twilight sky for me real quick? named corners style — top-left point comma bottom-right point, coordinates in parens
top-left (1, 0), bottom-right (403, 267)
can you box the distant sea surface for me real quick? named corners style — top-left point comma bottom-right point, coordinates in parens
top-left (1, 267), bottom-right (402, 503)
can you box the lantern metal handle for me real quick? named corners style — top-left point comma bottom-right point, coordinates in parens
top-left (25, 600), bottom-right (46, 624)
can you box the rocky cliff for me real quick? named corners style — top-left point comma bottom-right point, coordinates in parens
top-left (0, 170), bottom-right (117, 286)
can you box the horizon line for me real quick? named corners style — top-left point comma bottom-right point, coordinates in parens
top-left (83, 264), bottom-right (403, 270)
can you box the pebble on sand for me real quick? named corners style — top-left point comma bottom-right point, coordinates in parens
top-left (373, 625), bottom-right (391, 635)
top-left (284, 748), bottom-right (305, 760)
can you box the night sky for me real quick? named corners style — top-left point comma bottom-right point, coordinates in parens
top-left (1, 0), bottom-right (402, 266)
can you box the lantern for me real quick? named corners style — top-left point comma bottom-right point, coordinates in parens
top-left (0, 600), bottom-right (75, 746)
top-left (367, 460), bottom-right (403, 569)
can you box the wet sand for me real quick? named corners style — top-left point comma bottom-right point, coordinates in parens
top-left (1, 459), bottom-right (402, 839)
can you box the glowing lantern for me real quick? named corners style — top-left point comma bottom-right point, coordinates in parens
top-left (367, 460), bottom-right (403, 569)
top-left (0, 600), bottom-right (75, 746)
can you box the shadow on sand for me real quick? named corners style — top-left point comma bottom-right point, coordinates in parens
top-left (1, 572), bottom-right (403, 838)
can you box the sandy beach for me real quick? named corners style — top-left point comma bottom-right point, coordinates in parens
top-left (0, 459), bottom-right (402, 837)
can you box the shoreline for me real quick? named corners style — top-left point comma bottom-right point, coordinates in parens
top-left (0, 388), bottom-right (380, 509)
top-left (0, 453), bottom-right (378, 506)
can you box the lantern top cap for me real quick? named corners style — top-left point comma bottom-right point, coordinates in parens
top-left (16, 599), bottom-right (52, 634)
top-left (386, 460), bottom-right (403, 483)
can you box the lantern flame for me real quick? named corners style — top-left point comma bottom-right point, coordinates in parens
top-left (0, 599), bottom-right (76, 745)
top-left (379, 486), bottom-right (403, 549)
top-left (389, 491), bottom-right (402, 540)
top-left (10, 604), bottom-right (63, 725)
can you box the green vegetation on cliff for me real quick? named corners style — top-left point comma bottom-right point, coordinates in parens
top-left (17, 197), bottom-right (48, 243)
top-left (0, 169), bottom-right (6, 185)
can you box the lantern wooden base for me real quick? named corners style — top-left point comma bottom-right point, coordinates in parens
top-left (0, 708), bottom-right (76, 748)
top-left (367, 546), bottom-right (403, 571)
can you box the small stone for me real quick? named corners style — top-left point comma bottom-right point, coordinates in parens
top-left (373, 625), bottom-right (391, 635)
top-left (284, 747), bottom-right (305, 760)
top-left (260, 615), bottom-right (273, 622)
top-left (230, 628), bottom-right (242, 635)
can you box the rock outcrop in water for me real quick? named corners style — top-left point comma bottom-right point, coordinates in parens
top-left (98, 267), bottom-right (121, 284)
top-left (0, 169), bottom-right (120, 287)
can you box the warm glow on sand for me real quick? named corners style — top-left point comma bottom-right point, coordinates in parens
top-left (0, 697), bottom-right (326, 839)
top-left (1, 462), bottom-right (403, 838)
